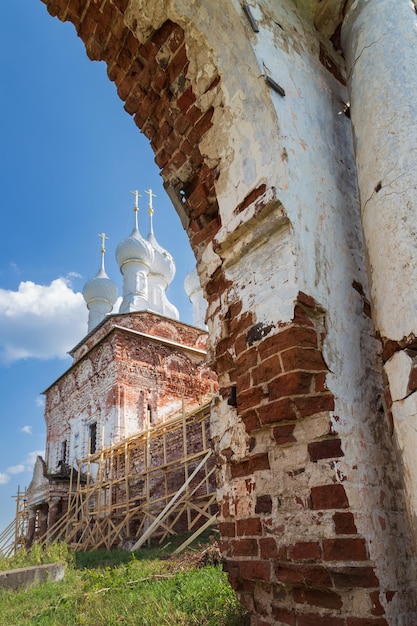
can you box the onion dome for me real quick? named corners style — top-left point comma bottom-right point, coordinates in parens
top-left (144, 189), bottom-right (179, 320)
top-left (83, 233), bottom-right (118, 332)
top-left (115, 193), bottom-right (153, 270)
top-left (146, 199), bottom-right (175, 285)
top-left (116, 191), bottom-right (154, 314)
top-left (184, 267), bottom-right (207, 329)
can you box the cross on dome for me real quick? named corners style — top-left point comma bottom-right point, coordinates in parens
top-left (130, 189), bottom-right (141, 211)
top-left (98, 232), bottom-right (109, 252)
top-left (145, 188), bottom-right (156, 214)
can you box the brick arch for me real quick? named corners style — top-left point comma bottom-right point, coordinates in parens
top-left (42, 0), bottom-right (221, 256)
top-left (39, 1), bottom-right (414, 624)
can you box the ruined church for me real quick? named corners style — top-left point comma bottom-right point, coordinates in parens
top-left (25, 191), bottom-right (216, 548)
top-left (28, 0), bottom-right (417, 623)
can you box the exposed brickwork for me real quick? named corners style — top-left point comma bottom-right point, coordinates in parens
top-left (42, 0), bottom-right (221, 255)
top-left (214, 293), bottom-right (387, 623)
top-left (45, 312), bottom-right (215, 468)
top-left (37, 1), bottom-right (404, 622)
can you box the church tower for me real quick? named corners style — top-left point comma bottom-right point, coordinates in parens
top-left (24, 187), bottom-right (216, 549)
top-left (82, 233), bottom-right (118, 332)
top-left (115, 190), bottom-right (153, 314)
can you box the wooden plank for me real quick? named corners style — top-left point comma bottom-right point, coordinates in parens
top-left (130, 450), bottom-right (213, 551)
top-left (172, 514), bottom-right (218, 555)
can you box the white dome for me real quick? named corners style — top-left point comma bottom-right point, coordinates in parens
top-left (184, 267), bottom-right (207, 329)
top-left (82, 267), bottom-right (118, 306)
top-left (147, 231), bottom-right (175, 285)
top-left (184, 267), bottom-right (200, 298)
top-left (116, 226), bottom-right (153, 269)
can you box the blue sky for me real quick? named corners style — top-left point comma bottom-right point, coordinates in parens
top-left (0, 2), bottom-right (196, 530)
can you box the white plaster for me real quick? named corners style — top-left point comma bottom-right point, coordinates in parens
top-left (391, 393), bottom-right (417, 529)
top-left (384, 351), bottom-right (413, 402)
top-left (342, 0), bottom-right (417, 342)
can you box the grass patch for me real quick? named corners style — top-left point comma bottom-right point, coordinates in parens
top-left (0, 538), bottom-right (250, 626)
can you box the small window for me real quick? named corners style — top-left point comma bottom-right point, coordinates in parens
top-left (60, 440), bottom-right (67, 464)
top-left (89, 423), bottom-right (97, 454)
top-left (147, 404), bottom-right (153, 425)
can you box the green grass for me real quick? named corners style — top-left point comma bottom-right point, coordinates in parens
top-left (0, 540), bottom-right (250, 626)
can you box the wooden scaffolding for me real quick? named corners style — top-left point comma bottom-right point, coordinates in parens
top-left (40, 400), bottom-right (217, 551)
top-left (0, 487), bottom-right (28, 557)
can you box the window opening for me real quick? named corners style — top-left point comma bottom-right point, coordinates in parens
top-left (147, 404), bottom-right (153, 425)
top-left (89, 422), bottom-right (97, 454)
top-left (60, 440), bottom-right (67, 464)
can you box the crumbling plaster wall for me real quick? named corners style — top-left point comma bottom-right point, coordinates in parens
top-left (342, 0), bottom-right (417, 547)
top-left (45, 314), bottom-right (213, 472)
top-left (39, 0), bottom-right (417, 622)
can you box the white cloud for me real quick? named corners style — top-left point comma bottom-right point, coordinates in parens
top-left (21, 425), bottom-right (32, 435)
top-left (25, 450), bottom-right (45, 469)
top-left (0, 277), bottom-right (87, 363)
top-left (35, 396), bottom-right (45, 408)
top-left (7, 464), bottom-right (25, 475)
top-left (0, 473), bottom-right (10, 485)
top-left (0, 450), bottom-right (45, 486)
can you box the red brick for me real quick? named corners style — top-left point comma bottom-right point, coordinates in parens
top-left (294, 393), bottom-right (335, 418)
top-left (241, 410), bottom-right (261, 433)
top-left (315, 371), bottom-right (328, 392)
top-left (219, 521), bottom-right (236, 538)
top-left (323, 537), bottom-right (368, 561)
top-left (275, 563), bottom-right (332, 588)
top-left (230, 459), bottom-right (250, 478)
top-left (255, 495), bottom-right (272, 514)
top-left (293, 304), bottom-right (316, 327)
top-left (273, 423), bottom-right (296, 445)
top-left (280, 347), bottom-right (327, 372)
top-left (250, 452), bottom-right (270, 472)
top-left (239, 559), bottom-right (271, 582)
top-left (236, 348), bottom-right (259, 373)
top-left (231, 538), bottom-right (259, 557)
top-left (195, 108), bottom-right (214, 135)
top-left (269, 371), bottom-right (314, 400)
top-left (298, 615), bottom-right (345, 626)
top-left (237, 386), bottom-right (266, 412)
top-left (218, 539), bottom-right (232, 557)
top-left (331, 566), bottom-right (379, 588)
top-left (333, 512), bottom-right (358, 535)
top-left (259, 537), bottom-right (278, 559)
top-left (252, 355), bottom-right (282, 386)
top-left (271, 606), bottom-right (296, 625)
top-left (185, 103), bottom-right (205, 126)
top-left (236, 517), bottom-right (263, 536)
top-left (346, 617), bottom-right (388, 626)
top-left (293, 586), bottom-right (343, 610)
top-left (308, 438), bottom-right (344, 461)
top-left (297, 291), bottom-right (318, 309)
top-left (288, 541), bottom-right (321, 561)
top-left (311, 484), bottom-right (349, 510)
top-left (174, 114), bottom-right (190, 136)
top-left (151, 19), bottom-right (177, 50)
top-left (369, 591), bottom-right (385, 616)
top-left (230, 311), bottom-right (254, 337)
top-left (166, 149), bottom-right (187, 171)
top-left (258, 397), bottom-right (297, 425)
top-left (258, 326), bottom-right (318, 360)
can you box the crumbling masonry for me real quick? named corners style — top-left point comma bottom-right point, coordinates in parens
top-left (39, 0), bottom-right (417, 623)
